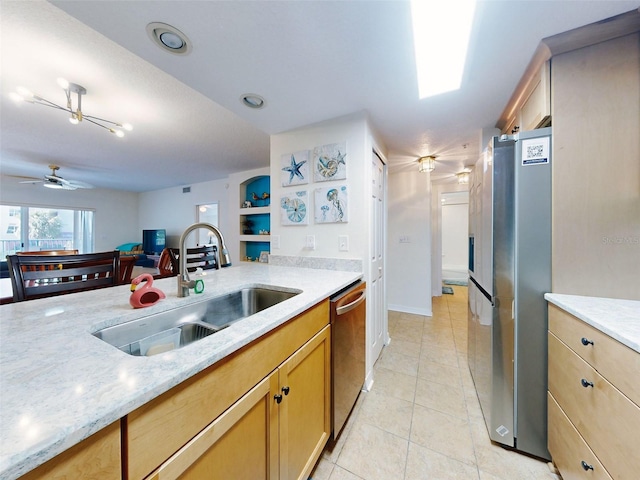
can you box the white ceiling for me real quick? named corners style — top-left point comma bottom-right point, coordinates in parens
top-left (1, 0), bottom-right (637, 192)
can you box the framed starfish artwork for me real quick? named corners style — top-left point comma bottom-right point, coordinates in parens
top-left (280, 150), bottom-right (309, 187)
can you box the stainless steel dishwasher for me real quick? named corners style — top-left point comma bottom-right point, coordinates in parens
top-left (330, 280), bottom-right (366, 439)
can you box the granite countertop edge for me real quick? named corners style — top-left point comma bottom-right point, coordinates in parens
top-left (0, 264), bottom-right (362, 480)
top-left (544, 293), bottom-right (640, 353)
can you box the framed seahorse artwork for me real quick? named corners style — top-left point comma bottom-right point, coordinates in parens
top-left (280, 150), bottom-right (309, 186)
top-left (314, 185), bottom-right (348, 223)
top-left (312, 142), bottom-right (347, 182)
top-left (280, 191), bottom-right (309, 226)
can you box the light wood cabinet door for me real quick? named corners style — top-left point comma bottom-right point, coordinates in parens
top-left (548, 393), bottom-right (612, 480)
top-left (147, 372), bottom-right (280, 480)
top-left (279, 325), bottom-right (331, 480)
top-left (19, 422), bottom-right (120, 480)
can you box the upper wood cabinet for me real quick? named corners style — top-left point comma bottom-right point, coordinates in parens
top-left (497, 46), bottom-right (551, 135)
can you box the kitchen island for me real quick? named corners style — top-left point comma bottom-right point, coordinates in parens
top-left (0, 263), bottom-right (361, 479)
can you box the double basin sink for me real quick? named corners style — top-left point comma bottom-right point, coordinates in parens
top-left (93, 286), bottom-right (300, 356)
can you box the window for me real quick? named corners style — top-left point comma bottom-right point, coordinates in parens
top-left (0, 205), bottom-right (95, 259)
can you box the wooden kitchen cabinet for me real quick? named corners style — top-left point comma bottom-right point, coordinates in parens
top-left (18, 421), bottom-right (120, 480)
top-left (146, 325), bottom-right (331, 480)
top-left (125, 299), bottom-right (330, 480)
top-left (547, 304), bottom-right (640, 480)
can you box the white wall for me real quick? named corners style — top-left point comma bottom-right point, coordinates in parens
top-left (441, 191), bottom-right (469, 280)
top-left (137, 177), bottom-right (232, 251)
top-left (270, 113), bottom-right (369, 262)
top-left (431, 182), bottom-right (469, 296)
top-left (387, 170), bottom-right (432, 315)
top-left (0, 177), bottom-right (139, 252)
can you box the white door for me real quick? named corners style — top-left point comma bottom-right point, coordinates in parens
top-left (369, 151), bottom-right (386, 373)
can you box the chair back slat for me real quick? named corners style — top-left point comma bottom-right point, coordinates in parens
top-left (170, 246), bottom-right (218, 273)
top-left (7, 251), bottom-right (121, 302)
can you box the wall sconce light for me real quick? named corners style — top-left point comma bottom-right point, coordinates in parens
top-left (418, 155), bottom-right (436, 173)
top-left (457, 171), bottom-right (470, 184)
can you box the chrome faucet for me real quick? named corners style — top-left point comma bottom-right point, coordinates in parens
top-left (177, 222), bottom-right (232, 297)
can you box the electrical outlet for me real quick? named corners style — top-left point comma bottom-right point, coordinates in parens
top-left (305, 235), bottom-right (316, 250)
top-left (339, 235), bottom-right (349, 251)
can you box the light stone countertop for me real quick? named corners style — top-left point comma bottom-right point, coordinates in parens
top-left (545, 293), bottom-right (640, 353)
top-left (0, 263), bottom-right (362, 480)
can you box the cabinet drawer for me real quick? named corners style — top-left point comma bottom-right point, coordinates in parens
top-left (548, 332), bottom-right (640, 480)
top-left (549, 304), bottom-right (640, 407)
top-left (548, 392), bottom-right (612, 480)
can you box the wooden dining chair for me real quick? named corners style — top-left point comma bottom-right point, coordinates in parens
top-left (118, 255), bottom-right (138, 285)
top-left (156, 248), bottom-right (178, 278)
top-left (16, 249), bottom-right (79, 256)
top-left (7, 251), bottom-right (121, 302)
top-left (170, 245), bottom-right (218, 273)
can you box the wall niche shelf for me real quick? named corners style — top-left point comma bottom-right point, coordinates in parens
top-left (239, 175), bottom-right (270, 262)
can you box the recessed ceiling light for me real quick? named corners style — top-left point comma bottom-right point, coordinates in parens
top-left (240, 94), bottom-right (266, 109)
top-left (146, 22), bottom-right (192, 55)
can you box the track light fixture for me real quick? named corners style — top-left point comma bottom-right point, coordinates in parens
top-left (10, 78), bottom-right (132, 137)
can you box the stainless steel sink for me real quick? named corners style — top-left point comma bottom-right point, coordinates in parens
top-left (93, 286), bottom-right (300, 356)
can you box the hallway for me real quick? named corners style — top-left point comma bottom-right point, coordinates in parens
top-left (311, 286), bottom-right (561, 479)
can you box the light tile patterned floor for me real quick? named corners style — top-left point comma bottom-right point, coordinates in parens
top-left (310, 285), bottom-right (562, 480)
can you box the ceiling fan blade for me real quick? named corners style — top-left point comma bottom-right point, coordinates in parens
top-left (65, 180), bottom-right (94, 189)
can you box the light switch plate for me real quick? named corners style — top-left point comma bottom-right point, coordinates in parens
top-left (338, 235), bottom-right (349, 251)
top-left (305, 235), bottom-right (316, 250)
top-left (271, 235), bottom-right (280, 249)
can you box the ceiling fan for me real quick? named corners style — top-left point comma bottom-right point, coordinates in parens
top-left (19, 164), bottom-right (94, 190)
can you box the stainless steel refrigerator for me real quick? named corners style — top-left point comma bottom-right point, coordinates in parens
top-left (467, 127), bottom-right (552, 460)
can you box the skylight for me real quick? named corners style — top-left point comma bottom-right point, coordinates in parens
top-left (411, 0), bottom-right (477, 98)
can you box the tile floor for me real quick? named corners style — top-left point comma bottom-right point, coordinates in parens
top-left (310, 285), bottom-right (562, 480)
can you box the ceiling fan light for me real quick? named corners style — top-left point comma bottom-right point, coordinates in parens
top-left (57, 77), bottom-right (69, 89)
top-left (16, 86), bottom-right (33, 99)
top-left (115, 130), bottom-right (125, 138)
top-left (43, 181), bottom-right (63, 189)
top-left (122, 123), bottom-right (133, 131)
top-left (69, 115), bottom-right (79, 125)
top-left (9, 92), bottom-right (24, 102)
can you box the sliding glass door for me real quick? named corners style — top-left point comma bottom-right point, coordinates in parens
top-left (0, 205), bottom-right (94, 258)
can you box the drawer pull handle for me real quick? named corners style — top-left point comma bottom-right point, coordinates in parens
top-left (274, 393), bottom-right (283, 404)
top-left (282, 386), bottom-right (290, 396)
top-left (581, 337), bottom-right (594, 346)
top-left (581, 378), bottom-right (594, 388)
top-left (581, 460), bottom-right (594, 471)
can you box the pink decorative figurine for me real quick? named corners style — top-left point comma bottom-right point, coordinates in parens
top-left (130, 273), bottom-right (166, 308)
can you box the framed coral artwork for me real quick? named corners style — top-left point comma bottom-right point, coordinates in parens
top-left (280, 191), bottom-right (309, 226)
